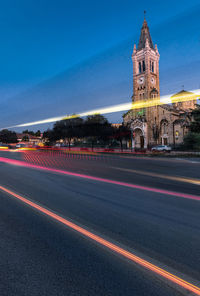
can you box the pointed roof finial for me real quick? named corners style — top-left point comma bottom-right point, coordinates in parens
top-left (142, 10), bottom-right (148, 28)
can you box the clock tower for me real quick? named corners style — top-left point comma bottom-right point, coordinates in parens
top-left (131, 16), bottom-right (160, 147)
top-left (132, 16), bottom-right (160, 108)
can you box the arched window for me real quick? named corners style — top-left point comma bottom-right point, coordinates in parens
top-left (139, 62), bottom-right (141, 74)
top-left (142, 60), bottom-right (145, 72)
top-left (164, 123), bottom-right (166, 134)
top-left (160, 120), bottom-right (168, 135)
top-left (152, 62), bottom-right (154, 73)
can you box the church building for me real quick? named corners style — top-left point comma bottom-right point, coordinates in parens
top-left (123, 17), bottom-right (197, 149)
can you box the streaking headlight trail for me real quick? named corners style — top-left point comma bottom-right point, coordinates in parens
top-left (3, 89), bottom-right (200, 129)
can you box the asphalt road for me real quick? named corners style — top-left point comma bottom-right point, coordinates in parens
top-left (0, 151), bottom-right (200, 295)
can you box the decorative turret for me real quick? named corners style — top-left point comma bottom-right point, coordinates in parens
top-left (132, 44), bottom-right (137, 54)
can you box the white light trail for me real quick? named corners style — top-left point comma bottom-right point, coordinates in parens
top-left (2, 89), bottom-right (200, 129)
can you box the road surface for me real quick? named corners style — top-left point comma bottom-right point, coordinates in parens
top-left (0, 151), bottom-right (200, 295)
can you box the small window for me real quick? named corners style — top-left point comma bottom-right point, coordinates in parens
top-left (142, 60), bottom-right (145, 72)
top-left (152, 62), bottom-right (154, 73)
top-left (150, 61), bottom-right (152, 71)
top-left (164, 123), bottom-right (166, 133)
top-left (139, 62), bottom-right (141, 74)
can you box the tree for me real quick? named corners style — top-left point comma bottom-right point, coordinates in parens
top-left (22, 135), bottom-right (29, 142)
top-left (113, 124), bottom-right (131, 151)
top-left (190, 105), bottom-right (200, 133)
top-left (43, 129), bottom-right (57, 145)
top-left (35, 130), bottom-right (41, 137)
top-left (22, 130), bottom-right (34, 136)
top-left (183, 132), bottom-right (200, 150)
top-left (22, 129), bottom-right (41, 137)
top-left (53, 117), bottom-right (84, 148)
top-left (83, 114), bottom-right (113, 150)
top-left (183, 105), bottom-right (200, 150)
top-left (0, 129), bottom-right (18, 143)
top-left (43, 117), bottom-right (84, 148)
top-left (43, 115), bottom-right (113, 149)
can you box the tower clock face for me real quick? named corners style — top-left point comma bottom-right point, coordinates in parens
top-left (137, 77), bottom-right (144, 84)
top-left (151, 77), bottom-right (155, 85)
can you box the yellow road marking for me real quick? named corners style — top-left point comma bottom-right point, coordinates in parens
top-left (112, 167), bottom-right (200, 185)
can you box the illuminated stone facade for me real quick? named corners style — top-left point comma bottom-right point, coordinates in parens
top-left (123, 17), bottom-right (196, 149)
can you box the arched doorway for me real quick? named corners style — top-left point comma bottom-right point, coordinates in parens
top-left (134, 128), bottom-right (144, 149)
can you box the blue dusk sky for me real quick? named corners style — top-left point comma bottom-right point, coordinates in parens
top-left (0, 0), bottom-right (200, 130)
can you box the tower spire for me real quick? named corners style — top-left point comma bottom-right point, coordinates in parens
top-left (138, 14), bottom-right (154, 50)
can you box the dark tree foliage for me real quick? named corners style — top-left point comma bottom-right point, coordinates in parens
top-left (183, 132), bottom-right (200, 150)
top-left (22, 129), bottom-right (41, 137)
top-left (83, 115), bottom-right (113, 149)
top-left (22, 130), bottom-right (35, 136)
top-left (43, 115), bottom-right (115, 149)
top-left (190, 105), bottom-right (200, 133)
top-left (183, 105), bottom-right (200, 150)
top-left (43, 129), bottom-right (57, 145)
top-left (43, 117), bottom-right (84, 148)
top-left (35, 130), bottom-right (41, 137)
top-left (0, 129), bottom-right (18, 143)
top-left (112, 124), bottom-right (131, 151)
top-left (22, 135), bottom-right (29, 142)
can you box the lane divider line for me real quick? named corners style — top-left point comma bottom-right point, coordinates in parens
top-left (0, 156), bottom-right (200, 201)
top-left (0, 184), bottom-right (200, 295)
top-left (111, 167), bottom-right (200, 185)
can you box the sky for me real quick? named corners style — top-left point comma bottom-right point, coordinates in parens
top-left (0, 0), bottom-right (200, 131)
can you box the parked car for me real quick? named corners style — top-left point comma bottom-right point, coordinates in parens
top-left (15, 143), bottom-right (27, 149)
top-left (151, 145), bottom-right (171, 152)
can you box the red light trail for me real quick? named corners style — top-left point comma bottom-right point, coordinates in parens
top-left (0, 156), bottom-right (200, 201)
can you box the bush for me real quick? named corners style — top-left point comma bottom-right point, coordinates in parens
top-left (183, 132), bottom-right (200, 151)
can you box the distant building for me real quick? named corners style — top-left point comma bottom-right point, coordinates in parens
top-left (123, 17), bottom-right (197, 148)
top-left (17, 133), bottom-right (41, 145)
